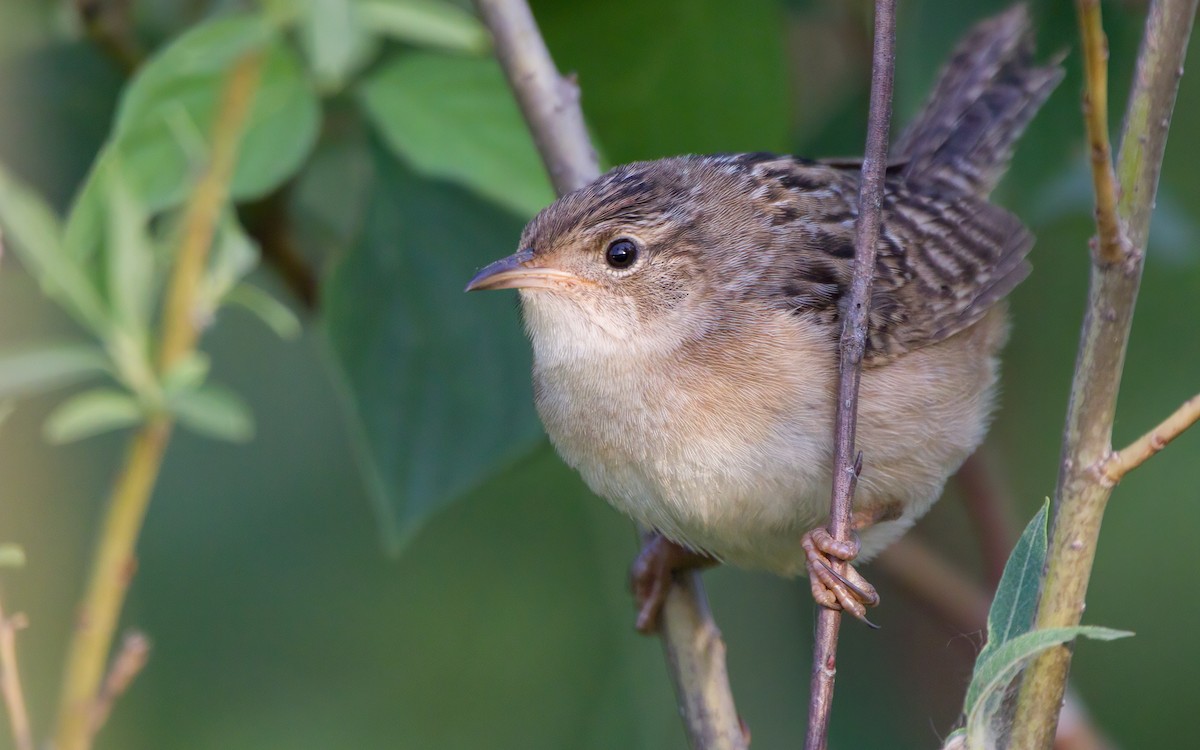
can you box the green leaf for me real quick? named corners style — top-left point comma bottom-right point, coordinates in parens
top-left (964, 626), bottom-right (1132, 748)
top-left (202, 218), bottom-right (260, 313)
top-left (162, 352), bottom-right (212, 395)
top-left (322, 147), bottom-right (542, 551)
top-left (533, 0), bottom-right (790, 162)
top-left (0, 343), bottom-right (110, 399)
top-left (225, 284), bottom-right (302, 339)
top-left (978, 499), bottom-right (1049, 666)
top-left (44, 388), bottom-right (143, 443)
top-left (100, 155), bottom-right (157, 336)
top-left (358, 54), bottom-right (554, 217)
top-left (170, 383), bottom-right (254, 442)
top-left (0, 544), bottom-right (25, 568)
top-left (298, 0), bottom-right (375, 91)
top-left (357, 0), bottom-right (490, 53)
top-left (112, 14), bottom-right (321, 210)
top-left (0, 163), bottom-right (108, 330)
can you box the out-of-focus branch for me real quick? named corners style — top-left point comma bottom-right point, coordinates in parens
top-left (90, 631), bottom-right (151, 733)
top-left (804, 1), bottom-right (895, 748)
top-left (471, 2), bottom-right (744, 748)
top-left (1100, 393), bottom-right (1200, 485)
top-left (238, 187), bottom-right (320, 310)
top-left (0, 598), bottom-right (33, 750)
top-left (53, 53), bottom-right (265, 750)
top-left (1009, 1), bottom-right (1198, 747)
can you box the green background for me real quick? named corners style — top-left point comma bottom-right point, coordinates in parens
top-left (0, 0), bottom-right (1197, 748)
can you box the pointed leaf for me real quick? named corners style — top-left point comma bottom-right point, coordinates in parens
top-left (170, 383), bottom-right (254, 442)
top-left (322, 148), bottom-right (542, 551)
top-left (978, 499), bottom-right (1049, 665)
top-left (0, 343), bottom-right (110, 399)
top-left (203, 218), bottom-right (260, 311)
top-left (101, 155), bottom-right (157, 335)
top-left (113, 15), bottom-right (320, 210)
top-left (298, 0), bottom-right (375, 90)
top-left (964, 625), bottom-right (1133, 725)
top-left (44, 388), bottom-right (143, 443)
top-left (0, 163), bottom-right (108, 329)
top-left (225, 284), bottom-right (302, 339)
top-left (162, 352), bottom-right (212, 396)
top-left (358, 54), bottom-right (554, 217)
top-left (357, 0), bottom-right (489, 53)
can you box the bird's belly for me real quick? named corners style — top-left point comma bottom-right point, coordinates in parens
top-left (534, 365), bottom-right (834, 575)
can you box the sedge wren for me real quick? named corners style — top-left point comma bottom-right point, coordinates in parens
top-left (468, 6), bottom-right (1061, 631)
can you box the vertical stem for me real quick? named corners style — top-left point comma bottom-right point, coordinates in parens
top-left (0, 600), bottom-right (33, 750)
top-left (805, 1), bottom-right (895, 749)
top-left (52, 419), bottom-right (170, 750)
top-left (1008, 1), bottom-right (1197, 747)
top-left (52, 52), bottom-right (265, 750)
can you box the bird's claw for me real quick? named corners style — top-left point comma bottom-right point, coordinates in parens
top-left (802, 526), bottom-right (880, 628)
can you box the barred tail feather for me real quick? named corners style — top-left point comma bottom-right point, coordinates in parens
top-left (894, 4), bottom-right (1064, 197)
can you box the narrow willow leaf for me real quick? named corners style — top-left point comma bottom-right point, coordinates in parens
top-left (113, 14), bottom-right (320, 210)
top-left (203, 218), bottom-right (259, 314)
top-left (225, 284), bottom-right (302, 339)
top-left (358, 54), bottom-right (553, 217)
top-left (44, 388), bottom-right (144, 443)
top-left (102, 155), bottom-right (157, 336)
top-left (162, 352), bottom-right (212, 396)
top-left (978, 499), bottom-right (1049, 665)
top-left (357, 0), bottom-right (490, 53)
top-left (170, 383), bottom-right (254, 442)
top-left (0, 163), bottom-right (108, 330)
top-left (0, 544), bottom-right (25, 568)
top-left (298, 0), bottom-right (375, 90)
top-left (964, 625), bottom-right (1133, 722)
top-left (0, 343), bottom-right (110, 399)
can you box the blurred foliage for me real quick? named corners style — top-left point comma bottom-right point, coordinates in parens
top-left (0, 0), bottom-right (1196, 749)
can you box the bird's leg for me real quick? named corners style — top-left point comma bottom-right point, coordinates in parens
top-left (630, 532), bottom-right (717, 634)
top-left (801, 503), bottom-right (903, 628)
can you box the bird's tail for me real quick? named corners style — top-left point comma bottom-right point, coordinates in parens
top-left (894, 4), bottom-right (1063, 196)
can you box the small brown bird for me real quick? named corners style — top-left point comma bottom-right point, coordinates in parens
top-left (468, 6), bottom-right (1061, 631)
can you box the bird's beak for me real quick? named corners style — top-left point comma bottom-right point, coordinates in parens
top-left (465, 248), bottom-right (584, 292)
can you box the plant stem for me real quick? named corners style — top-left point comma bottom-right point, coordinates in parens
top-left (1008, 1), bottom-right (1198, 747)
top-left (1100, 393), bottom-right (1200, 485)
top-left (804, 1), bottom-right (894, 748)
top-left (52, 52), bottom-right (264, 750)
top-left (52, 418), bottom-right (170, 750)
top-left (472, 2), bottom-right (745, 747)
top-left (0, 599), bottom-right (33, 750)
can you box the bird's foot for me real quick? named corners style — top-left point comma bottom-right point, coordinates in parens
top-left (630, 533), bottom-right (716, 634)
top-left (801, 526), bottom-right (880, 628)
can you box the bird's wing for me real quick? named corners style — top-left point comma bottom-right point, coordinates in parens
top-left (765, 162), bottom-right (1032, 364)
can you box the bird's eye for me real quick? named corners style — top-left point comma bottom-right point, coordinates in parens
top-left (605, 238), bottom-right (638, 269)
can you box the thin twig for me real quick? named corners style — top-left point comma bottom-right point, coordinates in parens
top-left (90, 631), bottom-right (151, 733)
top-left (1009, 1), bottom-right (1198, 747)
top-left (1076, 0), bottom-right (1128, 264)
top-left (53, 53), bottom-right (265, 750)
top-left (1100, 392), bottom-right (1200, 485)
top-left (804, 1), bottom-right (895, 748)
top-left (0, 599), bottom-right (33, 750)
top-left (471, 2), bottom-right (745, 748)
top-left (472, 0), bottom-right (599, 194)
